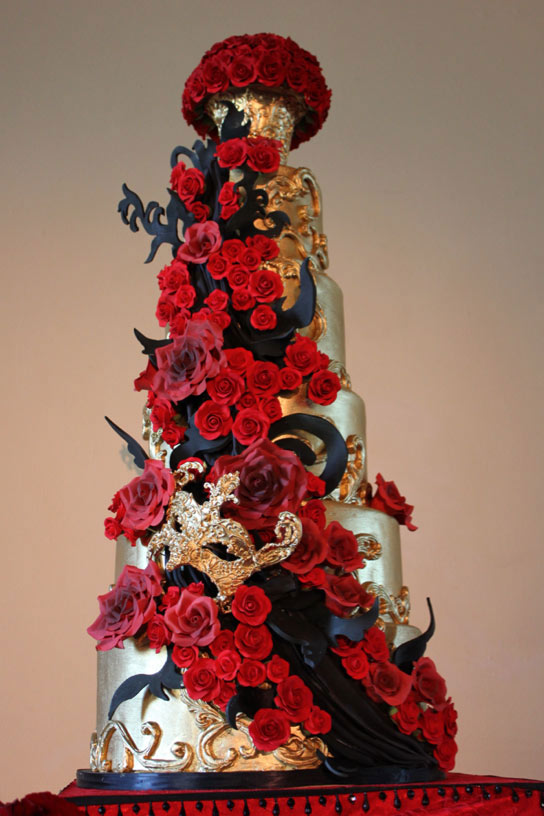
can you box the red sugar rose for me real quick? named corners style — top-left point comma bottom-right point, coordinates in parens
top-left (208, 438), bottom-right (307, 530)
top-left (225, 347), bottom-right (253, 373)
top-left (232, 585), bottom-right (272, 626)
top-left (228, 266), bottom-right (250, 289)
top-left (412, 657), bottom-right (448, 710)
top-left (285, 335), bottom-right (320, 376)
top-left (188, 201), bottom-right (210, 222)
top-left (250, 304), bottom-right (278, 331)
top-left (158, 259), bottom-right (190, 292)
top-left (215, 648), bottom-right (242, 681)
top-left (204, 289), bottom-right (229, 312)
top-left (183, 657), bottom-right (221, 702)
top-left (172, 644), bottom-right (199, 668)
top-left (266, 654), bottom-right (290, 683)
top-left (420, 708), bottom-right (445, 744)
top-left (275, 675), bottom-right (313, 723)
top-left (279, 366), bottom-right (302, 391)
top-left (234, 623), bottom-right (273, 660)
top-left (177, 220), bottom-right (222, 263)
top-left (238, 659), bottom-right (267, 687)
top-left (248, 707), bottom-right (291, 752)
top-left (392, 698), bottom-right (421, 735)
top-left (146, 614), bottom-right (172, 652)
top-left (170, 163), bottom-right (205, 203)
top-left (282, 518), bottom-right (328, 575)
top-left (369, 473), bottom-right (417, 531)
top-left (246, 235), bottom-right (279, 260)
top-left (325, 521), bottom-right (364, 572)
top-left (214, 679), bottom-right (237, 711)
top-left (331, 636), bottom-right (361, 657)
top-left (232, 407), bottom-right (270, 445)
top-left (232, 289), bottom-right (256, 311)
top-left (341, 651), bottom-right (370, 680)
top-left (207, 369), bottom-right (244, 405)
top-left (246, 136), bottom-right (282, 175)
top-left (227, 54), bottom-right (258, 87)
top-left (194, 400), bottom-right (233, 440)
top-left (216, 138), bottom-right (248, 168)
top-left (443, 702), bottom-right (459, 737)
top-left (367, 661), bottom-right (412, 707)
top-left (164, 583), bottom-right (220, 647)
top-left (207, 252), bottom-right (231, 280)
top-left (434, 736), bottom-right (458, 771)
top-left (87, 562), bottom-right (163, 651)
top-left (113, 459), bottom-right (175, 536)
top-left (362, 627), bottom-right (390, 662)
top-left (304, 706), bottom-right (332, 735)
top-left (324, 574), bottom-right (374, 617)
top-left (246, 361), bottom-right (280, 396)
top-left (249, 269), bottom-right (283, 302)
top-left (209, 629), bottom-right (235, 656)
top-left (308, 369), bottom-right (341, 406)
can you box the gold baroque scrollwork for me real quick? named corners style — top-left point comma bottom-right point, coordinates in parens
top-left (305, 303), bottom-right (327, 343)
top-left (332, 434), bottom-right (365, 504)
top-left (148, 463), bottom-right (302, 606)
top-left (90, 720), bottom-right (194, 773)
top-left (355, 534), bottom-right (382, 561)
top-left (328, 361), bottom-right (352, 390)
top-left (273, 729), bottom-right (328, 769)
top-left (361, 582), bottom-right (411, 625)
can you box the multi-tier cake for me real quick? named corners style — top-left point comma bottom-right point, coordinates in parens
top-left (80, 34), bottom-right (457, 789)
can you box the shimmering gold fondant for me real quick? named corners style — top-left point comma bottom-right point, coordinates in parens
top-left (148, 462), bottom-right (301, 606)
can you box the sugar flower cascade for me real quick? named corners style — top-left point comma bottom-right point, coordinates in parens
top-left (86, 33), bottom-right (457, 785)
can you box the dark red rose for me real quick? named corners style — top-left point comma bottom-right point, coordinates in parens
top-left (202, 56), bottom-right (229, 93)
top-left (256, 48), bottom-right (287, 87)
top-left (240, 247), bottom-right (262, 272)
top-left (161, 421), bottom-right (185, 447)
top-left (443, 702), bottom-right (459, 737)
top-left (308, 369), bottom-right (341, 406)
top-left (156, 293), bottom-right (178, 327)
top-left (209, 629), bottom-right (235, 656)
top-left (232, 289), bottom-right (256, 311)
top-left (249, 268), bottom-right (283, 303)
top-left (104, 517), bottom-right (123, 541)
top-left (246, 235), bottom-right (279, 260)
top-left (214, 679), bottom-right (237, 711)
top-left (342, 651), bottom-right (370, 680)
top-left (434, 737), bottom-right (458, 771)
top-left (228, 266), bottom-right (250, 290)
top-left (139, 318), bottom-right (224, 402)
top-left (177, 220), bottom-right (222, 263)
top-left (232, 585), bottom-right (272, 626)
top-left (227, 54), bottom-right (258, 87)
top-left (246, 361), bottom-right (280, 396)
top-left (188, 201), bottom-right (210, 222)
top-left (306, 472), bottom-right (326, 497)
top-left (216, 139), bottom-right (248, 168)
top-left (158, 259), bottom-right (190, 292)
top-left (248, 707), bottom-right (291, 751)
top-left (282, 518), bottom-right (328, 575)
top-left (207, 369), bottom-right (244, 405)
top-left (204, 289), bottom-right (229, 312)
top-left (111, 459), bottom-right (175, 537)
top-left (207, 252), bottom-right (231, 280)
top-left (266, 654), bottom-right (290, 683)
top-left (325, 521), bottom-right (364, 572)
top-left (286, 58), bottom-right (308, 93)
top-left (159, 585), bottom-right (181, 610)
top-left (146, 614), bottom-right (172, 652)
top-left (215, 648), bottom-right (242, 681)
top-left (170, 163), bottom-right (205, 203)
top-left (234, 623), bottom-right (273, 659)
top-left (285, 335), bottom-right (320, 375)
top-left (330, 636), bottom-right (360, 657)
top-left (246, 136), bottom-right (281, 174)
top-left (164, 583), bottom-right (220, 647)
top-left (369, 473), bottom-right (417, 531)
top-left (225, 347), bottom-right (253, 374)
top-left (236, 390), bottom-right (259, 410)
top-left (275, 675), bottom-right (313, 723)
top-left (412, 657), bottom-right (448, 710)
top-left (324, 574), bottom-right (373, 617)
top-left (184, 657), bottom-right (221, 702)
top-left (295, 566), bottom-right (327, 588)
top-left (279, 366), bottom-right (302, 391)
top-left (392, 699), bottom-right (421, 735)
top-left (232, 407), bottom-right (270, 445)
top-left (420, 708), bottom-right (445, 744)
top-left (169, 312), bottom-right (189, 337)
top-left (0, 792), bottom-right (81, 815)
top-left (208, 438), bottom-right (308, 530)
top-left (304, 706), bottom-right (332, 735)
top-left (362, 627), bottom-right (390, 662)
top-left (194, 400), bottom-right (233, 440)
top-left (208, 309), bottom-right (231, 331)
top-left (87, 562), bottom-right (163, 651)
top-left (150, 398), bottom-right (174, 432)
top-left (367, 661), bottom-right (412, 707)
top-left (260, 395), bottom-right (282, 422)
top-left (172, 644), bottom-right (199, 668)
top-left (218, 181), bottom-right (239, 208)
top-left (238, 659), bottom-right (267, 687)
top-left (222, 238), bottom-right (245, 262)
top-left (174, 284), bottom-right (196, 310)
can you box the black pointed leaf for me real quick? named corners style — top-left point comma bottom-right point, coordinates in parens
top-left (105, 416), bottom-right (148, 469)
top-left (220, 103), bottom-right (250, 142)
top-left (392, 598), bottom-right (436, 673)
top-left (107, 650), bottom-right (181, 719)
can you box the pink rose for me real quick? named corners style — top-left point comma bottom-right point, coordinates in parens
top-left (177, 221), bottom-right (222, 263)
top-left (164, 583), bottom-right (220, 647)
top-left (87, 562), bottom-right (163, 651)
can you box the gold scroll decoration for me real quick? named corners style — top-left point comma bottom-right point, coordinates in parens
top-left (148, 462), bottom-right (302, 607)
top-left (361, 582), bottom-right (411, 625)
top-left (90, 720), bottom-right (194, 773)
top-left (355, 533), bottom-right (382, 561)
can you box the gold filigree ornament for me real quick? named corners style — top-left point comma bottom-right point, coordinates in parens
top-left (361, 582), bottom-right (411, 626)
top-left (90, 720), bottom-right (194, 773)
top-left (148, 462), bottom-right (302, 606)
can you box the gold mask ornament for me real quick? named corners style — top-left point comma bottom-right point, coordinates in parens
top-left (148, 461), bottom-right (302, 607)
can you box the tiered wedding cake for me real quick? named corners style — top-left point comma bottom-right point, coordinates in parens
top-left (81, 34), bottom-right (457, 788)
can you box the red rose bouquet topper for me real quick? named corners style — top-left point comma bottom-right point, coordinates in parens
top-left (92, 34), bottom-right (457, 775)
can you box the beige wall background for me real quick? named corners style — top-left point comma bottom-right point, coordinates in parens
top-left (1, 0), bottom-right (543, 800)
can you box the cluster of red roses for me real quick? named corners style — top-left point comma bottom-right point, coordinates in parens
top-left (182, 33), bottom-right (331, 149)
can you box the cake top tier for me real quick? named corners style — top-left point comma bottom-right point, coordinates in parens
top-left (182, 33), bottom-right (331, 150)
